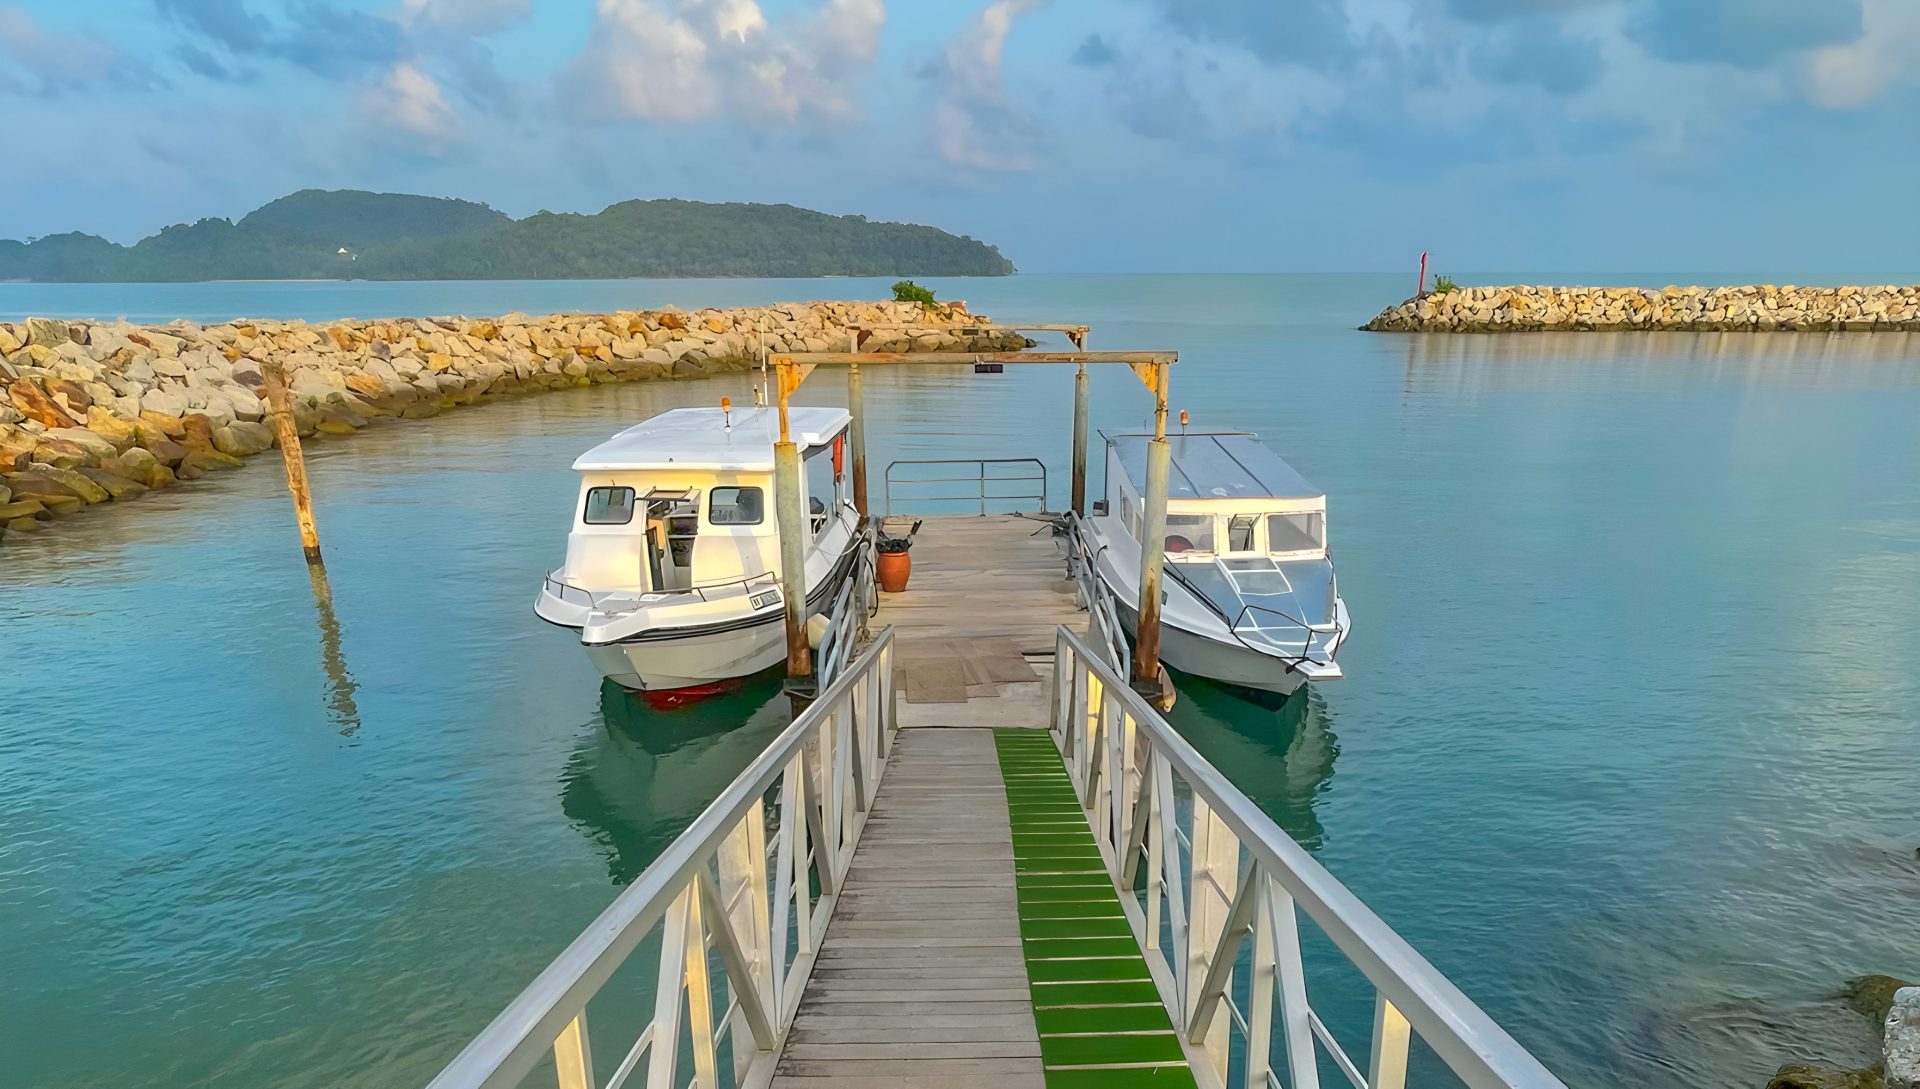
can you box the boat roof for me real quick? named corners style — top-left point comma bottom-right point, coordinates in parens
top-left (1104, 431), bottom-right (1323, 500)
top-left (574, 406), bottom-right (850, 472)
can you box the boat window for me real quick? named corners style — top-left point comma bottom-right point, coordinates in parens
top-left (710, 486), bottom-right (764, 525)
top-left (805, 445), bottom-right (836, 533)
top-left (1228, 514), bottom-right (1258, 552)
top-left (1121, 495), bottom-right (1138, 538)
top-left (1165, 514), bottom-right (1215, 554)
top-left (1268, 512), bottom-right (1324, 554)
top-left (1222, 556), bottom-right (1293, 596)
top-left (583, 486), bottom-right (636, 525)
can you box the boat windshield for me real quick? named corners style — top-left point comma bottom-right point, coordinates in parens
top-left (1166, 554), bottom-right (1338, 659)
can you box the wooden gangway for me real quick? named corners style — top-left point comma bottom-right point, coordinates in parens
top-left (426, 515), bottom-right (1566, 1089)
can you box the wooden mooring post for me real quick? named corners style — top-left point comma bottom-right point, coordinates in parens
top-left (1133, 360), bottom-right (1172, 702)
top-left (772, 364), bottom-right (814, 702)
top-left (261, 359), bottom-right (323, 565)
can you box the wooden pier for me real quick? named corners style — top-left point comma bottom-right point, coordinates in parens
top-left (769, 515), bottom-right (1196, 1087)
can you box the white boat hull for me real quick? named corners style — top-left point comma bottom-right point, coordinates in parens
top-left (584, 617), bottom-right (786, 691)
top-left (1114, 596), bottom-right (1317, 696)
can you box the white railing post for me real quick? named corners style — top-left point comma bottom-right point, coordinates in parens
top-left (1154, 757), bottom-right (1189, 1007)
top-left (554, 1013), bottom-right (593, 1089)
top-left (1370, 994), bottom-right (1413, 1089)
top-left (1186, 799), bottom-right (1239, 1087)
top-left (681, 884), bottom-right (719, 1089)
top-left (645, 888), bottom-right (693, 1089)
top-left (1244, 877), bottom-right (1277, 1089)
top-left (1268, 884), bottom-right (1322, 1089)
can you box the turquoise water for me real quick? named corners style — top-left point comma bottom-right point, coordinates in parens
top-left (2, 275), bottom-right (1917, 1089)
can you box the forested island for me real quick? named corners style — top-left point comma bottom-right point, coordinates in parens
top-left (0, 190), bottom-right (1016, 282)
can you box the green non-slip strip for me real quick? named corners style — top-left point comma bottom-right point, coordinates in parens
top-left (993, 731), bottom-right (1199, 1089)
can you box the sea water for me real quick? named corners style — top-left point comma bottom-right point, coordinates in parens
top-left (2, 274), bottom-right (1917, 1089)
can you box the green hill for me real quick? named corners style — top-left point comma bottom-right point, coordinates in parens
top-left (0, 190), bottom-right (1016, 282)
top-left (236, 189), bottom-right (512, 246)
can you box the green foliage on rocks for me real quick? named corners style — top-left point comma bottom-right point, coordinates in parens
top-left (1431, 275), bottom-right (1459, 294)
top-left (892, 280), bottom-right (938, 305)
top-left (0, 191), bottom-right (1017, 283)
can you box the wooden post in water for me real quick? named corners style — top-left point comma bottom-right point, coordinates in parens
top-left (847, 362), bottom-right (868, 522)
top-left (772, 363), bottom-right (814, 697)
top-left (1070, 363), bottom-right (1089, 516)
top-left (1133, 362), bottom-right (1171, 700)
top-left (261, 358), bottom-right (323, 565)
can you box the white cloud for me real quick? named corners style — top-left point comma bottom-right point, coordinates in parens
top-left (401, 0), bottom-right (532, 32)
top-left (0, 4), bottom-right (151, 96)
top-left (570, 0), bottom-right (885, 124)
top-left (1803, 0), bottom-right (1920, 109)
top-left (930, 0), bottom-right (1047, 172)
top-left (376, 62), bottom-right (459, 141)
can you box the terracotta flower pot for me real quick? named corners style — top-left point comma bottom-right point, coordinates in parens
top-left (876, 550), bottom-right (911, 593)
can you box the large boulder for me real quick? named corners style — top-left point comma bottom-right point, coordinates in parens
top-left (1843, 976), bottom-right (1916, 1023)
top-left (0, 499), bottom-right (48, 522)
top-left (179, 413), bottom-right (217, 452)
top-left (7, 380), bottom-right (80, 429)
top-left (42, 427), bottom-right (119, 462)
top-left (180, 449), bottom-right (244, 474)
top-left (142, 388), bottom-right (190, 417)
top-left (1768, 1065), bottom-right (1882, 1089)
top-left (77, 467), bottom-right (148, 500)
top-left (1890, 988), bottom-right (1920, 1089)
top-left (0, 427), bottom-right (36, 469)
top-left (102, 448), bottom-right (173, 489)
top-left (30, 438), bottom-right (97, 469)
top-left (84, 406), bottom-right (141, 450)
top-left (18, 464), bottom-right (110, 504)
top-left (213, 420), bottom-right (273, 457)
top-left (25, 317), bottom-right (70, 348)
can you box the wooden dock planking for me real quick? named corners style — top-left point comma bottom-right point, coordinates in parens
top-left (771, 729), bottom-right (1046, 1089)
top-left (771, 517), bottom-right (1197, 1089)
top-left (874, 515), bottom-right (1082, 654)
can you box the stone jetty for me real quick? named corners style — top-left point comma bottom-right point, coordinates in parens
top-left (1364, 284), bottom-right (1920, 332)
top-left (0, 300), bottom-right (1026, 545)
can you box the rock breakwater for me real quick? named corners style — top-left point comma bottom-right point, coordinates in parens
top-left (0, 300), bottom-right (1026, 545)
top-left (1364, 285), bottom-right (1920, 332)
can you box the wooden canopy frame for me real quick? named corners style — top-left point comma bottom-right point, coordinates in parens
top-left (766, 337), bottom-right (1179, 696)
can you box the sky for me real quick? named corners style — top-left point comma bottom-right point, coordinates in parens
top-left (1, 0), bottom-right (1917, 275)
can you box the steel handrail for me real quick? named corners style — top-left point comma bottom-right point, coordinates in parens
top-left (1050, 626), bottom-right (1565, 1089)
top-left (883, 457), bottom-right (1048, 516)
top-left (1061, 511), bottom-right (1130, 675)
top-left (542, 567), bottom-right (780, 610)
top-left (427, 628), bottom-right (899, 1089)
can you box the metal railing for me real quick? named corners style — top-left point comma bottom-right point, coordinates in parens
top-left (426, 628), bottom-right (900, 1089)
top-left (1049, 626), bottom-right (1566, 1089)
top-left (883, 458), bottom-right (1048, 516)
top-left (1062, 511), bottom-right (1131, 677)
top-left (542, 568), bottom-right (779, 611)
top-left (814, 532), bottom-right (874, 689)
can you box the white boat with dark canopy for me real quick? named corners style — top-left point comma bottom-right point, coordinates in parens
top-left (534, 404), bottom-right (863, 696)
top-left (1080, 427), bottom-right (1350, 695)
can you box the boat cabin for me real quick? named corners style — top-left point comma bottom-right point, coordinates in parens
top-left (565, 406), bottom-right (853, 596)
top-left (1099, 429), bottom-right (1340, 652)
top-left (1103, 430), bottom-right (1329, 562)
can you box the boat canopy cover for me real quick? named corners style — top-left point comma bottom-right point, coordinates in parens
top-left (1106, 432), bottom-right (1322, 501)
top-left (574, 407), bottom-right (851, 472)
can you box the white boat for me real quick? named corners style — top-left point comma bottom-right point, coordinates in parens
top-left (534, 405), bottom-right (863, 693)
top-left (1081, 429), bottom-right (1350, 696)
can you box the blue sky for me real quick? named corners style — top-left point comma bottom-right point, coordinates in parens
top-left (1, 0), bottom-right (1916, 274)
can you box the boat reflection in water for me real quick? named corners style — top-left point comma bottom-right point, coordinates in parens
top-left (559, 673), bottom-right (789, 884)
top-left (1168, 678), bottom-right (1339, 850)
